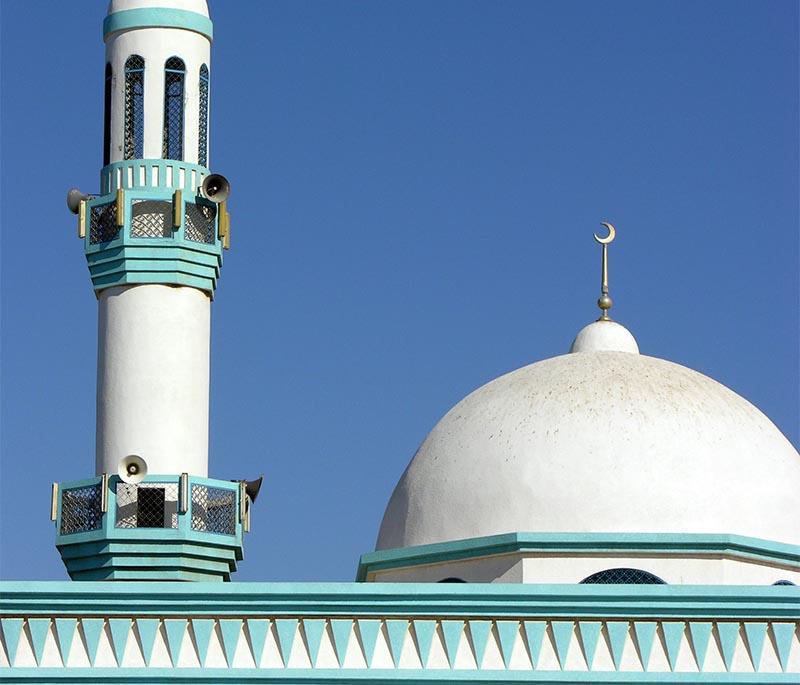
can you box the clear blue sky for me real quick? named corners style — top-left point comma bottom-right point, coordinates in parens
top-left (1, 1), bottom-right (797, 582)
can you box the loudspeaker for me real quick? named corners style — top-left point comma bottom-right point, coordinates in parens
top-left (118, 454), bottom-right (148, 484)
top-left (199, 174), bottom-right (231, 203)
top-left (244, 476), bottom-right (263, 503)
top-left (66, 188), bottom-right (89, 214)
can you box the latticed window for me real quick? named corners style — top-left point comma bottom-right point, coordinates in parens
top-left (184, 201), bottom-right (216, 244)
top-left (191, 485), bottom-right (236, 535)
top-left (90, 202), bottom-right (120, 244)
top-left (124, 55), bottom-right (145, 160)
top-left (130, 199), bottom-right (172, 238)
top-left (103, 63), bottom-right (112, 165)
top-left (116, 482), bottom-right (179, 529)
top-left (162, 57), bottom-right (185, 160)
top-left (60, 484), bottom-right (103, 535)
top-left (580, 568), bottom-right (666, 584)
top-left (198, 64), bottom-right (209, 167)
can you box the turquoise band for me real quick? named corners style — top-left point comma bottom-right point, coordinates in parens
top-left (103, 8), bottom-right (213, 41)
top-left (358, 532), bottom-right (800, 581)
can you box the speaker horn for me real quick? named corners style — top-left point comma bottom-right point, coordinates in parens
top-left (199, 174), bottom-right (231, 204)
top-left (67, 187), bottom-right (90, 214)
top-left (244, 476), bottom-right (263, 503)
top-left (118, 454), bottom-right (148, 484)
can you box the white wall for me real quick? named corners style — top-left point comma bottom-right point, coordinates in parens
top-left (95, 285), bottom-right (211, 477)
top-left (368, 551), bottom-right (800, 585)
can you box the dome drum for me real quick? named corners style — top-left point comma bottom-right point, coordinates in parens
top-left (360, 532), bottom-right (800, 585)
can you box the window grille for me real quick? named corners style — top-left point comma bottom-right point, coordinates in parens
top-left (191, 485), bottom-right (236, 535)
top-left (90, 202), bottom-right (120, 244)
top-left (580, 568), bottom-right (666, 584)
top-left (60, 484), bottom-right (103, 535)
top-left (124, 55), bottom-right (145, 160)
top-left (103, 63), bottom-right (112, 166)
top-left (773, 580), bottom-right (796, 586)
top-left (130, 199), bottom-right (172, 238)
top-left (162, 57), bottom-right (185, 160)
top-left (198, 64), bottom-right (209, 167)
top-left (184, 201), bottom-right (216, 244)
top-left (116, 482), bottom-right (179, 529)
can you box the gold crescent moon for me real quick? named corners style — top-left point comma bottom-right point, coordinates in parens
top-left (594, 222), bottom-right (616, 245)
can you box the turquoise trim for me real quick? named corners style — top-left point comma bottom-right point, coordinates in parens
top-left (100, 160), bottom-right (210, 195)
top-left (357, 532), bottom-right (800, 580)
top-left (1, 582), bottom-right (798, 619)
top-left (524, 621), bottom-right (546, 668)
top-left (2, 669), bottom-right (798, 683)
top-left (103, 8), bottom-right (213, 41)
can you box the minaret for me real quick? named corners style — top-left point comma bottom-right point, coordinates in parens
top-left (54, 0), bottom-right (257, 581)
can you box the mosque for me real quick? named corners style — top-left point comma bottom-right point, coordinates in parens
top-left (1, 1), bottom-right (798, 682)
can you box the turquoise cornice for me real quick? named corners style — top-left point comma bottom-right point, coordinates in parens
top-left (103, 8), bottom-right (213, 41)
top-left (357, 532), bottom-right (800, 581)
top-left (1, 582), bottom-right (797, 619)
top-left (2, 669), bottom-right (798, 683)
top-left (2, 583), bottom-right (797, 680)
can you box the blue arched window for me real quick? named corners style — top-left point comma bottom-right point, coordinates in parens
top-left (124, 55), bottom-right (145, 159)
top-left (103, 63), bottom-right (112, 165)
top-left (580, 568), bottom-right (666, 584)
top-left (162, 57), bottom-right (185, 160)
top-left (198, 64), bottom-right (209, 167)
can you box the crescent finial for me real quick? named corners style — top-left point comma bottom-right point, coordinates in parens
top-left (594, 222), bottom-right (616, 245)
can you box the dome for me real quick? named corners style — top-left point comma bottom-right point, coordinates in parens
top-left (108, 0), bottom-right (209, 17)
top-left (376, 333), bottom-right (800, 551)
top-left (570, 320), bottom-right (639, 354)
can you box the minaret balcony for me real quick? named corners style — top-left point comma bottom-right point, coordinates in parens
top-left (80, 160), bottom-right (229, 295)
top-left (53, 475), bottom-right (247, 582)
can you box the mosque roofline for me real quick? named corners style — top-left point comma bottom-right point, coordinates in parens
top-left (2, 580), bottom-right (798, 620)
top-left (358, 533), bottom-right (800, 583)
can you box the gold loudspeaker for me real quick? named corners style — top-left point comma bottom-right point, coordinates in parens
top-left (118, 454), bottom-right (148, 484)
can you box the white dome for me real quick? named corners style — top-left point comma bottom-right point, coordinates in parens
top-left (376, 349), bottom-right (800, 550)
top-left (108, 0), bottom-right (209, 17)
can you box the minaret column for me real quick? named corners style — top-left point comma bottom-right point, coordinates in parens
top-left (96, 284), bottom-right (210, 477)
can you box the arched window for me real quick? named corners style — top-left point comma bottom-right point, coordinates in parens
top-left (438, 577), bottom-right (467, 583)
top-left (124, 55), bottom-right (145, 159)
top-left (580, 568), bottom-right (666, 585)
top-left (162, 57), bottom-right (185, 160)
top-left (773, 580), bottom-right (796, 586)
top-left (198, 64), bottom-right (209, 167)
top-left (103, 63), bottom-right (112, 165)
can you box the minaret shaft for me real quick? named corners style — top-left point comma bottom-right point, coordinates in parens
top-left (96, 284), bottom-right (210, 477)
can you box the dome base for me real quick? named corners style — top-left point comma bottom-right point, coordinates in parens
top-left (359, 532), bottom-right (800, 585)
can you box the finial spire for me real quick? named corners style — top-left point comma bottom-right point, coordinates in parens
top-left (593, 222), bottom-right (616, 321)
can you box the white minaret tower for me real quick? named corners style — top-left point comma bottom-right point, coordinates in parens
top-left (97, 0), bottom-right (215, 478)
top-left (55, 0), bottom-right (256, 582)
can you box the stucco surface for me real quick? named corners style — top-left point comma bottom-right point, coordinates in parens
top-left (377, 351), bottom-right (800, 550)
